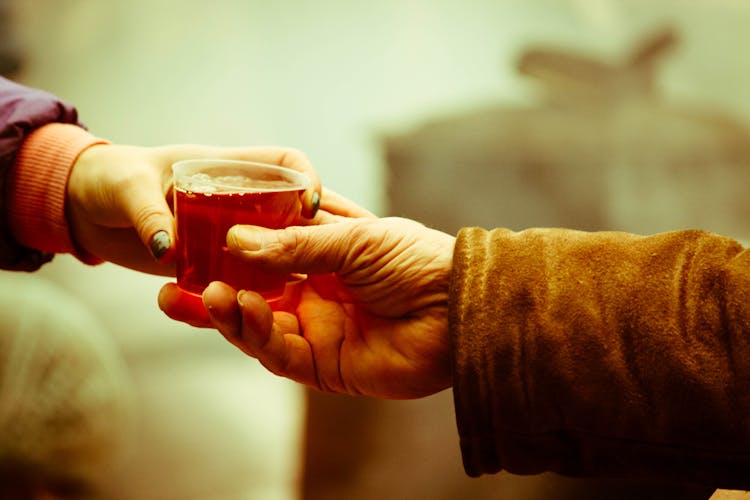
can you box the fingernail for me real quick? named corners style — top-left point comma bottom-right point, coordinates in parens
top-left (150, 230), bottom-right (171, 260)
top-left (231, 226), bottom-right (262, 251)
top-left (310, 191), bottom-right (320, 217)
top-left (237, 290), bottom-right (247, 307)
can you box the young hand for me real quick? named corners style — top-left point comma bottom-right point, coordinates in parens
top-left (67, 144), bottom-right (321, 275)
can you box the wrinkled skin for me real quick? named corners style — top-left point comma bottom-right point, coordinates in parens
top-left (159, 194), bottom-right (455, 399)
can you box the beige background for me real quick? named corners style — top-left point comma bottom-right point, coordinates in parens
top-left (5, 0), bottom-right (750, 498)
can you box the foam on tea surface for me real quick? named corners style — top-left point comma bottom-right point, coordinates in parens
top-left (179, 173), bottom-right (299, 194)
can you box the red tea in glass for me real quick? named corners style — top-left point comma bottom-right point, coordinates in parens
top-left (173, 160), bottom-right (309, 299)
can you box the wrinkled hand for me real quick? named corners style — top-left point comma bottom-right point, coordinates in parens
top-left (67, 144), bottom-right (321, 275)
top-left (159, 213), bottom-right (455, 399)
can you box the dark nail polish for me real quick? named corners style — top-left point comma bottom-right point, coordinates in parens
top-left (310, 191), bottom-right (320, 217)
top-left (150, 230), bottom-right (171, 260)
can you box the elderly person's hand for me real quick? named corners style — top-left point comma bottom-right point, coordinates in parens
top-left (67, 145), bottom-right (321, 275)
top-left (159, 201), bottom-right (454, 399)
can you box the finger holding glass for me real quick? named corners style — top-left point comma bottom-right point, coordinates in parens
top-left (67, 144), bottom-right (323, 276)
top-left (160, 216), bottom-right (456, 399)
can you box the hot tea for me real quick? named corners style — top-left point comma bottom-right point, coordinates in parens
top-left (173, 161), bottom-right (308, 299)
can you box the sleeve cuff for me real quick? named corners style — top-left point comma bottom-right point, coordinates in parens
top-left (7, 122), bottom-right (109, 265)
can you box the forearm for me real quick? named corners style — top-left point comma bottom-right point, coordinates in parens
top-left (449, 227), bottom-right (750, 487)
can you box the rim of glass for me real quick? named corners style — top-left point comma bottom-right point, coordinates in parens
top-left (172, 159), bottom-right (310, 192)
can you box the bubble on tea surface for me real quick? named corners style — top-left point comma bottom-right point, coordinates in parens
top-left (181, 173), bottom-right (218, 193)
top-left (213, 175), bottom-right (297, 191)
top-left (180, 172), bottom-right (299, 194)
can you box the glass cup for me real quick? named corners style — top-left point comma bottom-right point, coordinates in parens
top-left (172, 159), bottom-right (310, 300)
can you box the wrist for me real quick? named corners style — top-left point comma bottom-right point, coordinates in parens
top-left (427, 230), bottom-right (455, 393)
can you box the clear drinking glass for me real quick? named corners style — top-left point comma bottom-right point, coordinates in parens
top-left (172, 159), bottom-right (309, 300)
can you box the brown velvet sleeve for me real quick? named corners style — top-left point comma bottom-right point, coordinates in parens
top-left (449, 227), bottom-right (750, 488)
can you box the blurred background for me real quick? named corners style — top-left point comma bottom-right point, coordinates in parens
top-left (3, 0), bottom-right (750, 498)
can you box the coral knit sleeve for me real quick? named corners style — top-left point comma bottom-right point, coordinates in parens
top-left (7, 123), bottom-right (109, 264)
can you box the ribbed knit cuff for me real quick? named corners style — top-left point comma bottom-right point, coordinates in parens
top-left (7, 123), bottom-right (109, 264)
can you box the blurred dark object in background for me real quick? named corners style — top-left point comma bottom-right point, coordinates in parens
top-left (302, 25), bottom-right (750, 500)
top-left (0, 0), bottom-right (23, 77)
top-left (385, 25), bottom-right (750, 237)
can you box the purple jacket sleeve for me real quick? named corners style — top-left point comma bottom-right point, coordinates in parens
top-left (0, 76), bottom-right (81, 271)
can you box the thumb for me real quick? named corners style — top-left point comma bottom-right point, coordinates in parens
top-left (120, 182), bottom-right (175, 262)
top-left (226, 222), bottom-right (357, 275)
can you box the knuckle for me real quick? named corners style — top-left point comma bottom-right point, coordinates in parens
top-left (131, 203), bottom-right (167, 234)
top-left (281, 147), bottom-right (307, 163)
top-left (278, 148), bottom-right (312, 171)
top-left (275, 226), bottom-right (304, 261)
top-left (248, 226), bottom-right (303, 268)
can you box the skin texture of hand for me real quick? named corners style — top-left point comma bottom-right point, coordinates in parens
top-left (159, 206), bottom-right (455, 399)
top-left (67, 144), bottom-right (321, 275)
